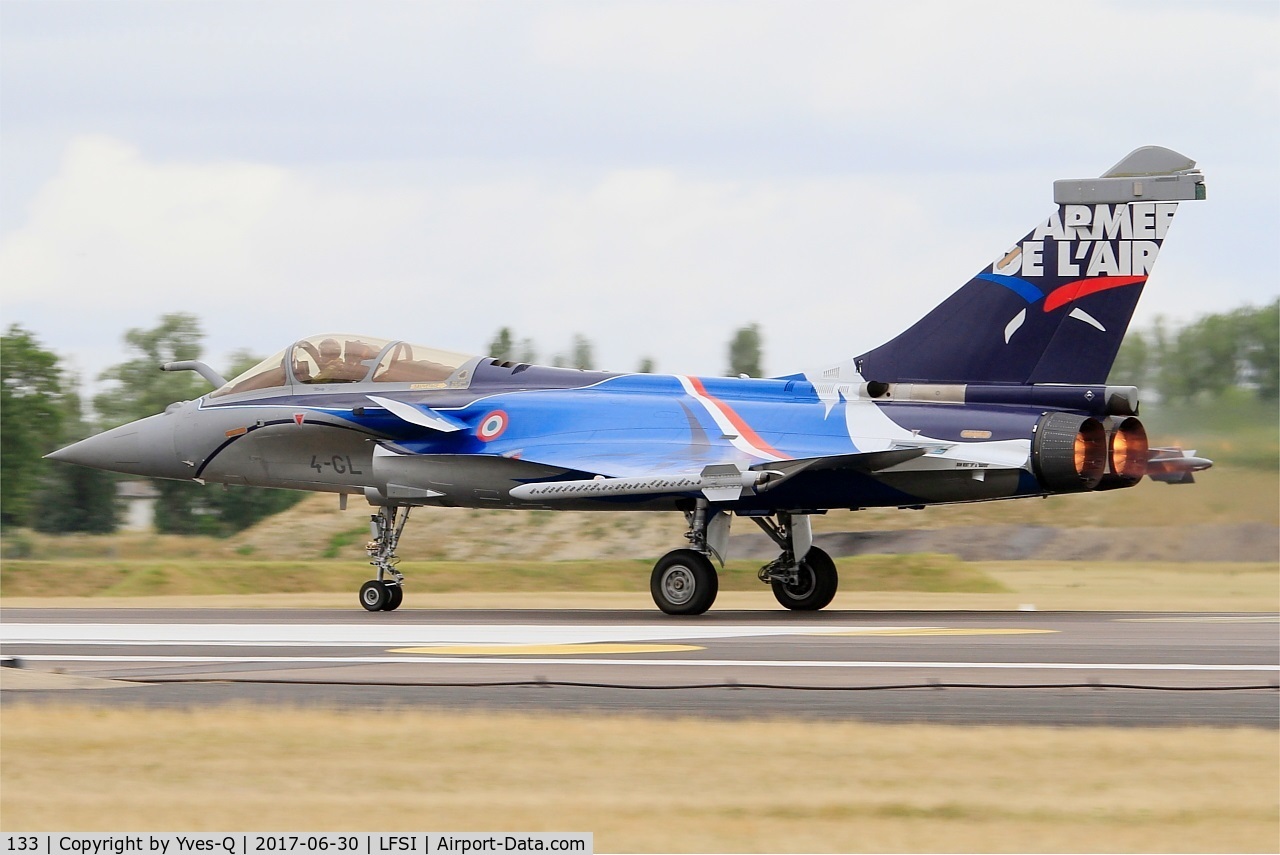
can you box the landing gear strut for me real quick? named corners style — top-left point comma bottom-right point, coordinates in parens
top-left (753, 512), bottom-right (838, 611)
top-left (360, 504), bottom-right (409, 612)
top-left (649, 505), bottom-right (839, 615)
top-left (649, 500), bottom-right (726, 615)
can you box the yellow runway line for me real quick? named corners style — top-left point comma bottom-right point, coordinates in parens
top-left (388, 643), bottom-right (704, 655)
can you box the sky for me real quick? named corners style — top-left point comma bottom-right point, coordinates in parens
top-left (2, 0), bottom-right (1277, 394)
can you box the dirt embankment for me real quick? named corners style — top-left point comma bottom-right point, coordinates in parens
top-left (225, 492), bottom-right (1276, 563)
top-left (7, 467), bottom-right (1275, 565)
top-left (733, 523), bottom-right (1278, 563)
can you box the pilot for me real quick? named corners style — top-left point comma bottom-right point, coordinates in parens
top-left (311, 337), bottom-right (343, 381)
top-left (314, 338), bottom-right (365, 383)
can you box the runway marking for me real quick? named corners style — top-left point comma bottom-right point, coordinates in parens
top-left (388, 644), bottom-right (704, 655)
top-left (9, 654), bottom-right (1277, 672)
top-left (814, 628), bottom-right (1057, 637)
top-left (1117, 616), bottom-right (1279, 623)
top-left (0, 623), bottom-right (947, 647)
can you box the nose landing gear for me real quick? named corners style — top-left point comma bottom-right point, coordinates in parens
top-left (360, 504), bottom-right (409, 611)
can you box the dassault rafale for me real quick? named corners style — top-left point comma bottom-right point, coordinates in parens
top-left (49, 146), bottom-right (1212, 615)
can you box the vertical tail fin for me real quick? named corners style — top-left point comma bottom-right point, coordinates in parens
top-left (854, 146), bottom-right (1206, 386)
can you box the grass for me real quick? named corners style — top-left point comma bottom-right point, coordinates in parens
top-left (0, 553), bottom-right (1000, 598)
top-left (842, 553), bottom-right (1008, 593)
top-left (321, 525), bottom-right (369, 559)
top-left (1, 705), bottom-right (1276, 852)
top-left (2, 556), bottom-right (1276, 612)
top-left (979, 561), bottom-right (1280, 612)
top-left (1138, 394), bottom-right (1280, 470)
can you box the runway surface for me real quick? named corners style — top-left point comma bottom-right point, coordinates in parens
top-left (2, 608), bottom-right (1277, 726)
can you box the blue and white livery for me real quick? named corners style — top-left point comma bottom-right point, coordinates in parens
top-left (49, 147), bottom-right (1212, 614)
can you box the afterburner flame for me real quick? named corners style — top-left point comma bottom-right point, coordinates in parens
top-left (1110, 417), bottom-right (1150, 482)
top-left (1073, 420), bottom-right (1107, 487)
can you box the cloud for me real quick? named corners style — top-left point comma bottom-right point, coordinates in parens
top-left (527, 0), bottom-right (1280, 163)
top-left (2, 128), bottom-right (1274, 387)
top-left (1, 1), bottom-right (1276, 387)
top-left (3, 136), bottom-right (289, 305)
top-left (2, 134), bottom-right (1004, 379)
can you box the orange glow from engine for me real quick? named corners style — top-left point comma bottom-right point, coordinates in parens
top-left (1110, 417), bottom-right (1150, 481)
top-left (1073, 419), bottom-right (1107, 486)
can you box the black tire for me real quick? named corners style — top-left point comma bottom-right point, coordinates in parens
top-left (359, 579), bottom-right (389, 611)
top-left (650, 549), bottom-right (718, 615)
top-left (771, 546), bottom-right (839, 611)
top-left (383, 582), bottom-right (404, 611)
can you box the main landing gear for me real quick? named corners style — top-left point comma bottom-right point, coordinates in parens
top-left (648, 502), bottom-right (839, 615)
top-left (359, 504), bottom-right (409, 611)
top-left (752, 512), bottom-right (839, 611)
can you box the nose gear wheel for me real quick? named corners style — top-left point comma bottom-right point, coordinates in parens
top-left (360, 504), bottom-right (409, 611)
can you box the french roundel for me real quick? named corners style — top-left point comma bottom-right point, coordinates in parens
top-left (476, 410), bottom-right (509, 441)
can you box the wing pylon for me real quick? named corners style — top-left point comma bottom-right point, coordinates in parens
top-left (508, 448), bottom-right (926, 503)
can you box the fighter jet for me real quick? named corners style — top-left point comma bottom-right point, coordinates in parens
top-left (48, 146), bottom-right (1212, 614)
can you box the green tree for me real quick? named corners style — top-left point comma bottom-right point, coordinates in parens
top-left (487, 328), bottom-right (539, 364)
top-left (1148, 316), bottom-right (1191, 403)
top-left (153, 481), bottom-right (207, 535)
top-left (1178, 312), bottom-right (1241, 399)
top-left (517, 338), bottom-right (537, 363)
top-left (727, 324), bottom-right (764, 377)
top-left (1240, 299), bottom-right (1278, 401)
top-left (32, 465), bottom-right (119, 533)
top-left (1, 325), bottom-right (68, 527)
top-left (637, 357), bottom-right (656, 373)
top-left (94, 313), bottom-right (208, 427)
top-left (571, 334), bottom-right (595, 370)
top-left (32, 381), bottom-right (121, 534)
top-left (548, 334), bottom-right (595, 370)
top-left (224, 348), bottom-right (264, 381)
top-left (33, 463), bottom-right (120, 534)
top-left (204, 483), bottom-right (304, 534)
top-left (488, 327), bottom-right (515, 361)
top-left (1109, 330), bottom-right (1150, 389)
top-left (1118, 301), bottom-right (1280, 404)
top-left (95, 315), bottom-right (303, 536)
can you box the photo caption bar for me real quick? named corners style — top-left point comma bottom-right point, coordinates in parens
top-left (1, 835), bottom-right (592, 855)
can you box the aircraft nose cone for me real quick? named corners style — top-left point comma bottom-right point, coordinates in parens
top-left (46, 424), bottom-right (142, 471)
top-left (45, 413), bottom-right (187, 479)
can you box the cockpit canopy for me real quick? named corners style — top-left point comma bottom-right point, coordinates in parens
top-left (209, 334), bottom-right (475, 398)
